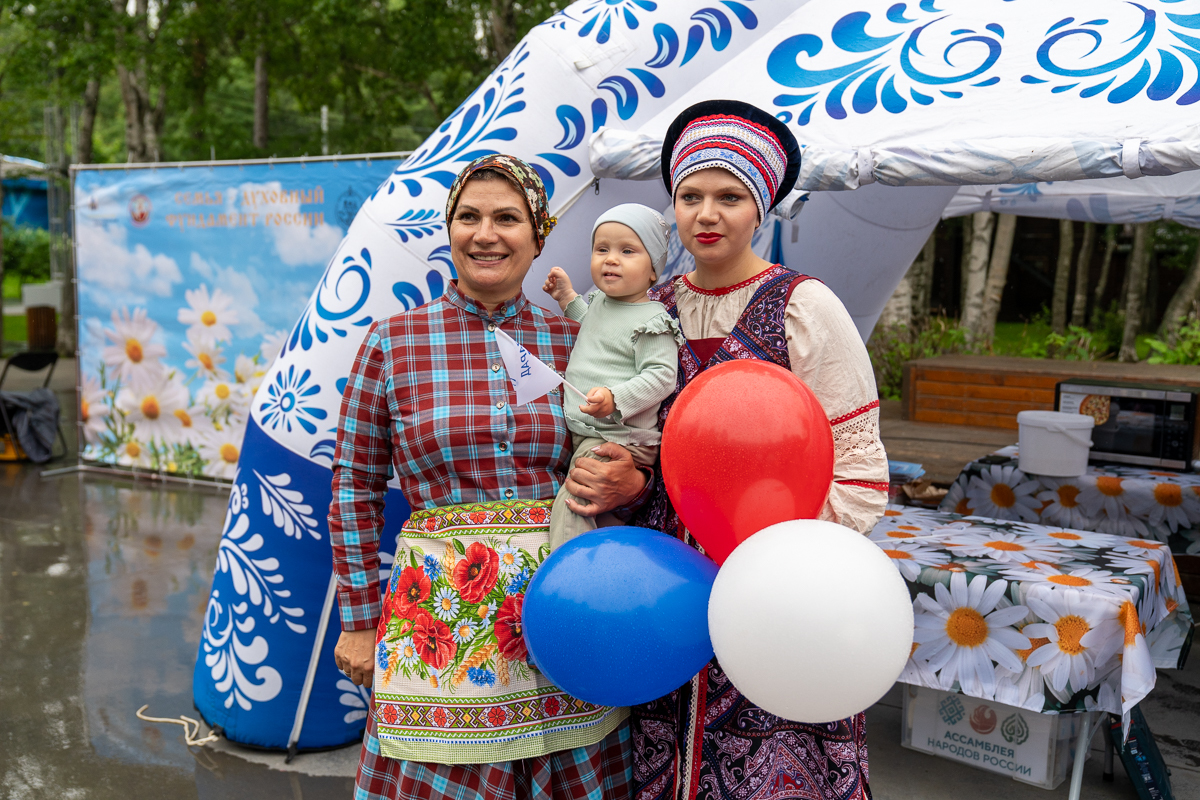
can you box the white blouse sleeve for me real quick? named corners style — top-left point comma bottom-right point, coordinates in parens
top-left (784, 280), bottom-right (889, 533)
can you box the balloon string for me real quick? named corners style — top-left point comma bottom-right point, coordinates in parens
top-left (136, 704), bottom-right (220, 747)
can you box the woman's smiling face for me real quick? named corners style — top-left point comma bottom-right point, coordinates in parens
top-left (674, 167), bottom-right (760, 267)
top-left (449, 176), bottom-right (540, 307)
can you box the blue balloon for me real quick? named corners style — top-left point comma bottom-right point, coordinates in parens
top-left (522, 526), bottom-right (718, 707)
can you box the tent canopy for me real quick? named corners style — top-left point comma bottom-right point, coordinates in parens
top-left (943, 172), bottom-right (1200, 228)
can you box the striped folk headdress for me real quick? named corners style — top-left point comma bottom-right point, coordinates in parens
top-left (662, 100), bottom-right (801, 222)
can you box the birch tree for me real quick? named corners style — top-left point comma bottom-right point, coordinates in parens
top-left (979, 213), bottom-right (1017, 343)
top-left (961, 211), bottom-right (994, 342)
top-left (1051, 219), bottom-right (1075, 333)
top-left (1158, 243), bottom-right (1200, 343)
top-left (910, 233), bottom-right (936, 322)
top-left (1091, 225), bottom-right (1118, 326)
top-left (1070, 222), bottom-right (1096, 327)
top-left (1119, 223), bottom-right (1155, 362)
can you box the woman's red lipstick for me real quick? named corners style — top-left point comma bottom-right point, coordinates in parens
top-left (695, 232), bottom-right (723, 244)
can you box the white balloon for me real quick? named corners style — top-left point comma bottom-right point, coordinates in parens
top-left (708, 519), bottom-right (914, 723)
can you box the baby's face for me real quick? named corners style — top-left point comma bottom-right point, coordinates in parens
top-left (590, 222), bottom-right (655, 303)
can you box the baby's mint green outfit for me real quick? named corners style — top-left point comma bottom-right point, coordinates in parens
top-left (550, 291), bottom-right (681, 549)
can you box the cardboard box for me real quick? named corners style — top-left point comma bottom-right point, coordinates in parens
top-left (901, 684), bottom-right (1098, 790)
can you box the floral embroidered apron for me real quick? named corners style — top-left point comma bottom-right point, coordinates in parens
top-left (373, 498), bottom-right (626, 764)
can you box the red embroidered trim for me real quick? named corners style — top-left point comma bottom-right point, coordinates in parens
top-left (681, 265), bottom-right (778, 296)
top-left (829, 399), bottom-right (880, 426)
top-left (836, 479), bottom-right (890, 492)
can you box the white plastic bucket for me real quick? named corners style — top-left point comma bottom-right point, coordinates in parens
top-left (1017, 410), bottom-right (1095, 477)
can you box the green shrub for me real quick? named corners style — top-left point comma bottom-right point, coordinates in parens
top-left (1021, 325), bottom-right (1108, 360)
top-left (868, 316), bottom-right (974, 401)
top-left (1, 219), bottom-right (52, 298)
top-left (1146, 317), bottom-right (1200, 365)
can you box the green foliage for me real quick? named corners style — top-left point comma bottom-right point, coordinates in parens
top-left (1020, 326), bottom-right (1107, 360)
top-left (867, 316), bottom-right (975, 401)
top-left (0, 0), bottom-right (571, 163)
top-left (1146, 318), bottom-right (1200, 365)
top-left (1, 218), bottom-right (52, 290)
top-left (3, 313), bottom-right (26, 343)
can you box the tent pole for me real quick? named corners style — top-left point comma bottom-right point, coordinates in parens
top-left (287, 572), bottom-right (338, 762)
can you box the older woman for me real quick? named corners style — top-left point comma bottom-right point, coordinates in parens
top-left (328, 155), bottom-right (644, 800)
top-left (630, 101), bottom-right (889, 800)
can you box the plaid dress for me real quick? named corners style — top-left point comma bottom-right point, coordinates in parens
top-left (330, 281), bottom-right (632, 799)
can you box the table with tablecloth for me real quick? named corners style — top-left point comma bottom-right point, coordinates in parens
top-left (939, 445), bottom-right (1200, 555)
top-left (870, 505), bottom-right (1193, 735)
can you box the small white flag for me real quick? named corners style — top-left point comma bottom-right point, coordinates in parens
top-left (492, 326), bottom-right (586, 405)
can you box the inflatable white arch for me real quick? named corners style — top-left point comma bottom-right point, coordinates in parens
top-left (195, 0), bottom-right (1200, 750)
top-left (945, 172), bottom-right (1200, 227)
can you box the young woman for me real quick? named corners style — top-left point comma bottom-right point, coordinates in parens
top-left (630, 100), bottom-right (889, 800)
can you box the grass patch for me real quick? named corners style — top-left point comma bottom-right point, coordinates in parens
top-left (991, 321), bottom-right (1152, 360)
top-left (3, 314), bottom-right (26, 343)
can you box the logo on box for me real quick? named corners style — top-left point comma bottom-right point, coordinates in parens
top-left (970, 705), bottom-right (997, 734)
top-left (1002, 713), bottom-right (1030, 745)
top-left (938, 695), bottom-right (965, 725)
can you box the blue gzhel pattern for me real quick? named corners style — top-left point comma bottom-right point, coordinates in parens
top-left (547, 1), bottom-right (759, 138)
top-left (284, 247), bottom-right (375, 355)
top-left (767, 4), bottom-right (1004, 126)
top-left (259, 365), bottom-right (327, 435)
top-left (1021, 2), bottom-right (1200, 105)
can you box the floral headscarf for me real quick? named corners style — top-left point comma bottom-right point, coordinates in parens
top-left (444, 155), bottom-right (556, 252)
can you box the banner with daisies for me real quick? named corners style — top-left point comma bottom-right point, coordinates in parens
top-left (874, 506), bottom-right (1193, 735)
top-left (73, 157), bottom-right (402, 478)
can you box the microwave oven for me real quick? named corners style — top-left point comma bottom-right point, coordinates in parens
top-left (1055, 379), bottom-right (1200, 470)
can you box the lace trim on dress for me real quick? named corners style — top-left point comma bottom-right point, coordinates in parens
top-left (830, 399), bottom-right (880, 426)
top-left (831, 406), bottom-right (887, 475)
top-left (681, 266), bottom-right (776, 296)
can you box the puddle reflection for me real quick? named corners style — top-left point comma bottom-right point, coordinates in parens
top-left (0, 465), bottom-right (355, 799)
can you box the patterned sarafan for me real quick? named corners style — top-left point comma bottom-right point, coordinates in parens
top-left (329, 280), bottom-right (577, 631)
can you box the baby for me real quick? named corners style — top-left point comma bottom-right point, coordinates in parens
top-left (542, 203), bottom-right (681, 549)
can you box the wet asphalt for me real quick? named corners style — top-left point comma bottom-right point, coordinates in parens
top-left (1, 358), bottom-right (1196, 799)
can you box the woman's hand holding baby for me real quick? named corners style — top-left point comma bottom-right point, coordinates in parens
top-left (580, 387), bottom-right (615, 418)
top-left (543, 267), bottom-right (578, 311)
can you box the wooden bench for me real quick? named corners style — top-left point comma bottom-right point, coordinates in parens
top-left (902, 355), bottom-right (1200, 429)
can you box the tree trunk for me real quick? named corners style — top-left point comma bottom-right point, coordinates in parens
top-left (489, 0), bottom-right (517, 62)
top-left (254, 44), bottom-right (268, 150)
top-left (877, 271), bottom-right (912, 329)
top-left (1069, 222), bottom-right (1095, 327)
top-left (959, 216), bottom-right (973, 316)
top-left (1159, 246), bottom-right (1200, 343)
top-left (1051, 219), bottom-right (1075, 333)
top-left (1091, 225), bottom-right (1117, 326)
top-left (962, 212), bottom-right (994, 342)
top-left (1119, 223), bottom-right (1155, 362)
top-left (112, 0), bottom-right (153, 161)
top-left (979, 213), bottom-right (1017, 343)
top-left (0, 162), bottom-right (5, 357)
top-left (77, 78), bottom-right (100, 164)
top-left (910, 233), bottom-right (936, 321)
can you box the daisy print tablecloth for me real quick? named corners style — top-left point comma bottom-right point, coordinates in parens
top-left (872, 506), bottom-right (1193, 734)
top-left (940, 446), bottom-right (1200, 556)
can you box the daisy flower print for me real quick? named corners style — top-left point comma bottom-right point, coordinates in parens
top-left (966, 465), bottom-right (1041, 521)
top-left (1023, 589), bottom-right (1123, 695)
top-left (912, 572), bottom-right (1031, 698)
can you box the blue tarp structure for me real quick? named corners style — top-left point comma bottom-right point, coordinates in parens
top-left (2, 178), bottom-right (49, 230)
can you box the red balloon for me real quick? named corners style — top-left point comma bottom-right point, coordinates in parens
top-left (661, 360), bottom-right (834, 565)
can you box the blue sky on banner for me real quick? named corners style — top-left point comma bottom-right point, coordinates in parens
top-left (73, 158), bottom-right (400, 476)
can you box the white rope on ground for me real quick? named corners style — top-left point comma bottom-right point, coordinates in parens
top-left (136, 704), bottom-right (220, 747)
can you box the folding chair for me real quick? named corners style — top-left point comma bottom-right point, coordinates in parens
top-left (0, 351), bottom-right (68, 461)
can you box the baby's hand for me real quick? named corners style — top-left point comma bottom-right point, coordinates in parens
top-left (543, 266), bottom-right (578, 311)
top-left (580, 387), bottom-right (615, 419)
